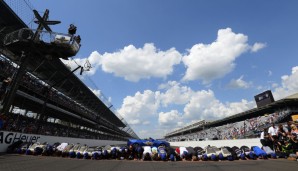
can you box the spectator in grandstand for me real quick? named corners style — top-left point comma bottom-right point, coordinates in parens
top-left (0, 77), bottom-right (11, 102)
top-left (291, 124), bottom-right (298, 137)
top-left (285, 121), bottom-right (294, 133)
top-left (0, 113), bottom-right (6, 129)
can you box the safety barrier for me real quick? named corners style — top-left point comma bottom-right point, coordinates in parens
top-left (0, 131), bottom-right (126, 153)
top-left (169, 138), bottom-right (262, 148)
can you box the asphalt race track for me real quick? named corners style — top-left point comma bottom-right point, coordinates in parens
top-left (0, 154), bottom-right (297, 171)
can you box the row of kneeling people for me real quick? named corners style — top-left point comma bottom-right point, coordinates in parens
top-left (6, 141), bottom-right (297, 161)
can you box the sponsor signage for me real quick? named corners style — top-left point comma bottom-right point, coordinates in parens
top-left (0, 131), bottom-right (40, 144)
top-left (144, 141), bottom-right (153, 146)
top-left (0, 131), bottom-right (125, 153)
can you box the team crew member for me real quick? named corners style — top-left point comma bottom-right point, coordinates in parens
top-left (194, 146), bottom-right (204, 160)
top-left (260, 128), bottom-right (272, 148)
top-left (110, 146), bottom-right (120, 159)
top-left (158, 146), bottom-right (167, 161)
top-left (136, 146), bottom-right (143, 160)
top-left (175, 148), bottom-right (182, 161)
top-left (151, 146), bottom-right (158, 155)
top-left (268, 123), bottom-right (278, 150)
top-left (186, 147), bottom-right (197, 161)
top-left (119, 146), bottom-right (128, 160)
top-left (166, 146), bottom-right (176, 161)
top-left (268, 123), bottom-right (277, 139)
top-left (179, 146), bottom-right (188, 160)
top-left (142, 146), bottom-right (152, 161)
top-left (127, 145), bottom-right (135, 160)
top-left (151, 146), bottom-right (159, 160)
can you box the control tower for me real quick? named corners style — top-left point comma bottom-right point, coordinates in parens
top-left (1, 8), bottom-right (80, 115)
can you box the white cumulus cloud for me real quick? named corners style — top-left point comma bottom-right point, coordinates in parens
top-left (118, 81), bottom-right (255, 138)
top-left (101, 43), bottom-right (181, 82)
top-left (117, 90), bottom-right (160, 125)
top-left (182, 28), bottom-right (265, 84)
top-left (227, 75), bottom-right (252, 89)
top-left (183, 89), bottom-right (255, 121)
top-left (251, 42), bottom-right (267, 52)
top-left (273, 66), bottom-right (298, 100)
top-left (62, 44), bottom-right (181, 82)
top-left (158, 81), bottom-right (194, 107)
top-left (158, 110), bottom-right (182, 126)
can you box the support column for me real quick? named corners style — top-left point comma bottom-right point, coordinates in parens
top-left (1, 52), bottom-right (29, 116)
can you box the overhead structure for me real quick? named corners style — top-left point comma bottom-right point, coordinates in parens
top-left (0, 0), bottom-right (139, 139)
top-left (3, 28), bottom-right (80, 59)
top-left (1, 7), bottom-right (80, 117)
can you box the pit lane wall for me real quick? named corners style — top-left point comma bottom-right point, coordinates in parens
top-left (0, 131), bottom-right (126, 153)
top-left (169, 138), bottom-right (262, 148)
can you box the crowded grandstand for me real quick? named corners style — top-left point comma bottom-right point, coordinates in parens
top-left (165, 94), bottom-right (298, 142)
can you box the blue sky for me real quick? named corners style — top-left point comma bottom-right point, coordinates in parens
top-left (17, 0), bottom-right (298, 138)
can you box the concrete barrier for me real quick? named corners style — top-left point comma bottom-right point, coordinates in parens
top-left (169, 138), bottom-right (262, 148)
top-left (0, 131), bottom-right (263, 153)
top-left (0, 131), bottom-right (125, 153)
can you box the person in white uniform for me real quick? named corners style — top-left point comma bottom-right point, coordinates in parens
top-left (142, 146), bottom-right (152, 161)
top-left (179, 146), bottom-right (188, 160)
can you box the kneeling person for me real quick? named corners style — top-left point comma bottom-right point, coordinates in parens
top-left (143, 146), bottom-right (152, 161)
top-left (158, 146), bottom-right (167, 161)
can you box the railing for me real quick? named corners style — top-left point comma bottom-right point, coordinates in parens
top-left (3, 28), bottom-right (80, 54)
top-left (166, 120), bottom-right (206, 136)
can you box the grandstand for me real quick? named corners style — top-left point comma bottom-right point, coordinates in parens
top-left (165, 93), bottom-right (298, 142)
top-left (0, 0), bottom-right (138, 140)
